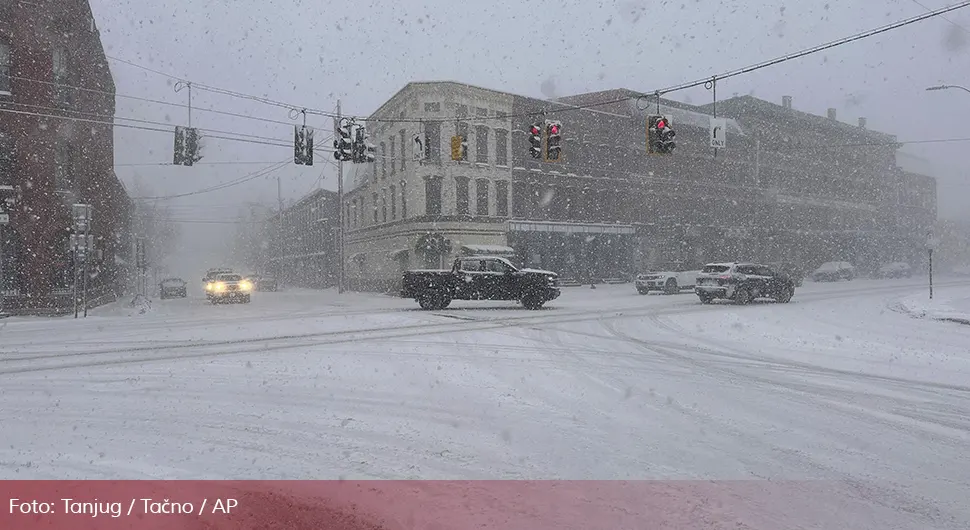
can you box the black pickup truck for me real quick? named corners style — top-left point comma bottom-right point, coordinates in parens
top-left (401, 256), bottom-right (561, 310)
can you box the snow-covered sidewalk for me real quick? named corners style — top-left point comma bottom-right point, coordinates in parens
top-left (894, 286), bottom-right (970, 325)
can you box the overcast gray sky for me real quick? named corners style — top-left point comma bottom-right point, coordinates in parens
top-left (87, 0), bottom-right (970, 270)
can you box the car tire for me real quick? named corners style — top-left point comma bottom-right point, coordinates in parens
top-left (664, 278), bottom-right (678, 295)
top-left (242, 295), bottom-right (251, 304)
top-left (773, 285), bottom-right (793, 304)
top-left (734, 288), bottom-right (753, 305)
top-left (521, 294), bottom-right (545, 310)
top-left (698, 294), bottom-right (713, 304)
top-left (418, 291), bottom-right (451, 310)
top-left (637, 288), bottom-right (649, 295)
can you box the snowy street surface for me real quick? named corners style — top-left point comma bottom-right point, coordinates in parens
top-left (2, 277), bottom-right (970, 528)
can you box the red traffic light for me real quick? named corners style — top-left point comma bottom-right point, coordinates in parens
top-left (549, 124), bottom-right (560, 135)
top-left (530, 125), bottom-right (541, 135)
top-left (656, 119), bottom-right (666, 129)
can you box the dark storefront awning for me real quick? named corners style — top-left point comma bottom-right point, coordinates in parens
top-left (507, 220), bottom-right (635, 235)
top-left (460, 244), bottom-right (516, 256)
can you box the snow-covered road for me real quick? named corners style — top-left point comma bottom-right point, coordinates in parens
top-left (2, 277), bottom-right (970, 528)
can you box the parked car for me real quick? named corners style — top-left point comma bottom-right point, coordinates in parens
top-left (811, 261), bottom-right (855, 282)
top-left (635, 269), bottom-right (701, 294)
top-left (401, 256), bottom-right (560, 310)
top-left (159, 278), bottom-right (187, 299)
top-left (208, 273), bottom-right (253, 304)
top-left (768, 261), bottom-right (805, 287)
top-left (248, 274), bottom-right (279, 292)
top-left (694, 262), bottom-right (795, 305)
top-left (873, 262), bottom-right (912, 279)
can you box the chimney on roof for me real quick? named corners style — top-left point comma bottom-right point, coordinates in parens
top-left (858, 117), bottom-right (867, 129)
top-left (827, 108), bottom-right (837, 120)
top-left (782, 95), bottom-right (792, 109)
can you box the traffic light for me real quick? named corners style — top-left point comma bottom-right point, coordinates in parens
top-left (333, 119), bottom-right (353, 161)
top-left (363, 132), bottom-right (376, 163)
top-left (658, 116), bottom-right (676, 154)
top-left (294, 125), bottom-right (314, 166)
top-left (528, 123), bottom-right (542, 159)
top-left (544, 121), bottom-right (562, 161)
top-left (173, 126), bottom-right (202, 166)
top-left (647, 115), bottom-right (676, 155)
top-left (450, 135), bottom-right (467, 161)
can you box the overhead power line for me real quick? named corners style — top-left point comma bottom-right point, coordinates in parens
top-left (909, 0), bottom-right (970, 34)
top-left (131, 161), bottom-right (290, 200)
top-left (109, 1), bottom-right (970, 125)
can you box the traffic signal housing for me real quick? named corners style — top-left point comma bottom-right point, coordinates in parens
top-left (544, 121), bottom-right (562, 162)
top-left (294, 125), bottom-right (314, 166)
top-left (173, 126), bottom-right (202, 166)
top-left (333, 119), bottom-right (353, 161)
top-left (647, 115), bottom-right (676, 155)
top-left (528, 123), bottom-right (542, 159)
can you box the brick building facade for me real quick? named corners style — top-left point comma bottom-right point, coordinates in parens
top-left (267, 188), bottom-right (339, 289)
top-left (0, 0), bottom-right (132, 313)
top-left (328, 81), bottom-right (936, 291)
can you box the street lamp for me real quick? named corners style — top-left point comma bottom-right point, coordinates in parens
top-left (926, 84), bottom-right (970, 94)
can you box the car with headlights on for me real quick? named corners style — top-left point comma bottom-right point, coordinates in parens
top-left (208, 273), bottom-right (253, 304)
top-left (203, 268), bottom-right (234, 299)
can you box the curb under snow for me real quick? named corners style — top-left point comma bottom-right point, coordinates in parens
top-left (889, 295), bottom-right (970, 326)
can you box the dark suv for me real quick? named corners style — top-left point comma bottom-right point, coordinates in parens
top-left (694, 262), bottom-right (795, 305)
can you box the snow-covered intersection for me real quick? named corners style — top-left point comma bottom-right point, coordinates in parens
top-left (2, 277), bottom-right (970, 528)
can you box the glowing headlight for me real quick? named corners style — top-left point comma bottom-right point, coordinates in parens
top-left (240, 281), bottom-right (253, 291)
top-left (214, 282), bottom-right (226, 292)
top-left (205, 283), bottom-right (213, 291)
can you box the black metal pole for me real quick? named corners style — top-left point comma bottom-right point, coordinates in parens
top-left (929, 248), bottom-right (934, 300)
top-left (73, 244), bottom-right (78, 318)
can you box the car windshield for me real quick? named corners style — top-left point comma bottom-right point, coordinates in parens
top-left (2, 3), bottom-right (964, 528)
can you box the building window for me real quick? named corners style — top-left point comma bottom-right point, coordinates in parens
top-left (390, 184), bottom-right (397, 219)
top-left (424, 102), bottom-right (440, 113)
top-left (455, 176), bottom-right (469, 215)
top-left (401, 180), bottom-right (407, 218)
top-left (382, 190), bottom-right (388, 222)
top-left (380, 142), bottom-right (387, 178)
top-left (457, 122), bottom-right (469, 161)
top-left (495, 129), bottom-right (508, 166)
top-left (496, 181), bottom-right (509, 217)
top-left (0, 132), bottom-right (12, 185)
top-left (476, 179), bottom-right (489, 216)
top-left (475, 126), bottom-right (489, 163)
top-left (475, 107), bottom-right (488, 117)
top-left (0, 40), bottom-right (11, 95)
top-left (52, 47), bottom-right (71, 107)
top-left (399, 129), bottom-right (406, 171)
top-left (372, 192), bottom-right (379, 223)
top-left (425, 176), bottom-right (442, 215)
top-left (54, 142), bottom-right (72, 191)
top-left (424, 122), bottom-right (440, 163)
top-left (389, 137), bottom-right (396, 175)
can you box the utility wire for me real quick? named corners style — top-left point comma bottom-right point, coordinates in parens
top-left (36, 1), bottom-right (970, 139)
top-left (7, 74), bottom-right (321, 129)
top-left (909, 0), bottom-right (970, 34)
top-left (132, 161), bottom-right (289, 200)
